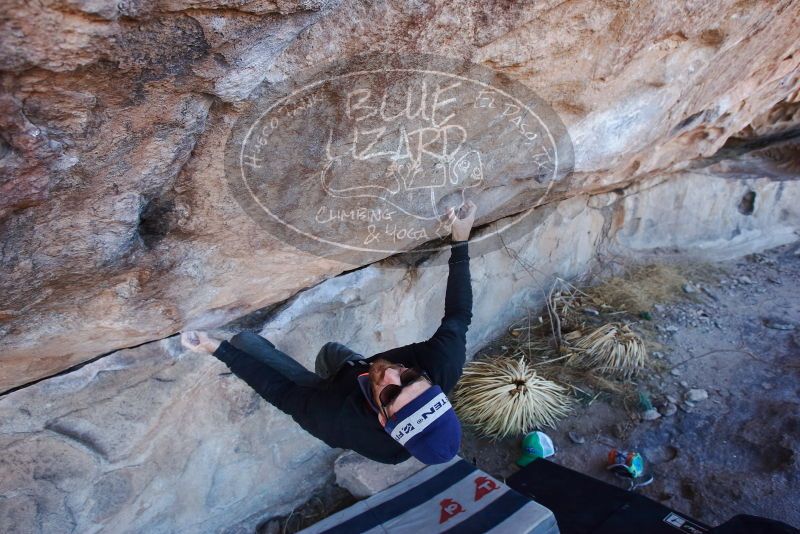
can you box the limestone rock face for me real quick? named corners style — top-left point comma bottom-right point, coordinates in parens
top-left (1, 0), bottom-right (799, 392)
top-left (611, 173), bottom-right (800, 260)
top-left (1, 0), bottom-right (799, 531)
top-left (0, 337), bottom-right (338, 534)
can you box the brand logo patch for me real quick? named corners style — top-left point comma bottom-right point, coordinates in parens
top-left (474, 476), bottom-right (499, 501)
top-left (439, 498), bottom-right (464, 524)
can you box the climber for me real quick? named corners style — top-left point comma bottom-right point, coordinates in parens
top-left (181, 200), bottom-right (477, 465)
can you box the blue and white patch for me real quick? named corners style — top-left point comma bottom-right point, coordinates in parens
top-left (387, 392), bottom-right (452, 445)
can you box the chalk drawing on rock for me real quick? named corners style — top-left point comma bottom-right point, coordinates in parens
top-left (224, 53), bottom-right (574, 267)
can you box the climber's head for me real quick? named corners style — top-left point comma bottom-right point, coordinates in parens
top-left (367, 358), bottom-right (461, 464)
top-left (368, 359), bottom-right (431, 424)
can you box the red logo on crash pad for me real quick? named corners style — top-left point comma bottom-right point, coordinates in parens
top-left (474, 476), bottom-right (500, 501)
top-left (439, 498), bottom-right (464, 524)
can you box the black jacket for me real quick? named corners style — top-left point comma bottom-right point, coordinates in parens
top-left (213, 241), bottom-right (472, 464)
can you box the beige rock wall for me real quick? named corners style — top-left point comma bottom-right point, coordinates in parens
top-left (611, 172), bottom-right (800, 259)
top-left (1, 0), bottom-right (798, 392)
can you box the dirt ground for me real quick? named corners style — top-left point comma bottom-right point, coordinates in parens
top-left (461, 243), bottom-right (800, 528)
top-left (262, 243), bottom-right (800, 532)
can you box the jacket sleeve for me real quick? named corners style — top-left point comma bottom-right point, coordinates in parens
top-left (212, 341), bottom-right (334, 439)
top-left (417, 240), bottom-right (473, 392)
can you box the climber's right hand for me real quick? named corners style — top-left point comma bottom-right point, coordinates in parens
top-left (445, 200), bottom-right (477, 242)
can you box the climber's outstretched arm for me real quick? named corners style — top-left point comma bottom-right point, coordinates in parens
top-left (213, 341), bottom-right (330, 434)
top-left (415, 239), bottom-right (473, 392)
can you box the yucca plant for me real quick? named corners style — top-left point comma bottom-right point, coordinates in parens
top-left (566, 322), bottom-right (647, 379)
top-left (453, 356), bottom-right (573, 439)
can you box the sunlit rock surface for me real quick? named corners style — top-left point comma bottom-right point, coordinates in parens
top-left (1, 0), bottom-right (798, 391)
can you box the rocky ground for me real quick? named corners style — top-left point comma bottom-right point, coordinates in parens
top-left (263, 243), bottom-right (800, 532)
top-left (461, 243), bottom-right (800, 529)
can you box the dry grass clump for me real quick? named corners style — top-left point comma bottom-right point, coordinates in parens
top-left (453, 356), bottom-right (573, 439)
top-left (565, 323), bottom-right (648, 379)
top-left (542, 278), bottom-right (602, 340)
top-left (457, 263), bottom-right (694, 434)
top-left (508, 278), bottom-right (608, 350)
top-left (585, 264), bottom-right (688, 315)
